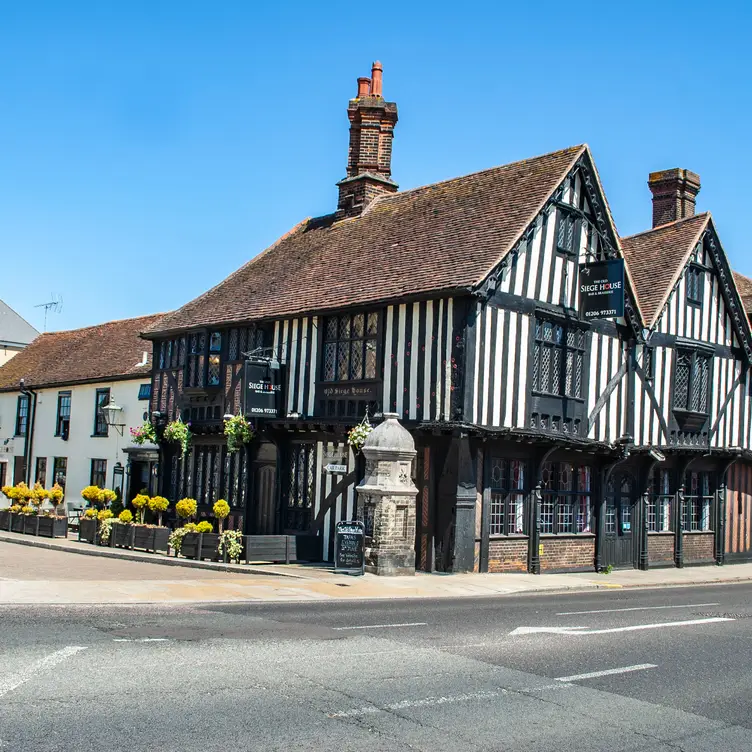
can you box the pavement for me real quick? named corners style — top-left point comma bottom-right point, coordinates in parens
top-left (1, 584), bottom-right (751, 750)
top-left (2, 531), bottom-right (752, 605)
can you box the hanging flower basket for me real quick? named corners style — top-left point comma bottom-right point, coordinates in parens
top-left (223, 415), bottom-right (255, 453)
top-left (163, 419), bottom-right (192, 458)
top-left (347, 413), bottom-right (373, 453)
top-left (130, 421), bottom-right (157, 445)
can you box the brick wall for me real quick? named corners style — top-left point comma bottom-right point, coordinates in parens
top-left (683, 532), bottom-right (714, 562)
top-left (540, 536), bottom-right (595, 571)
top-left (488, 538), bottom-right (528, 572)
top-left (648, 533), bottom-right (675, 564)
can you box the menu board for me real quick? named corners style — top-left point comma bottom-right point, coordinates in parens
top-left (334, 521), bottom-right (365, 574)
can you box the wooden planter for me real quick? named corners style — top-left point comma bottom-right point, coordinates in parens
top-left (181, 532), bottom-right (220, 561)
top-left (132, 525), bottom-right (170, 553)
top-left (10, 513), bottom-right (24, 533)
top-left (0, 509), bottom-right (9, 531)
top-left (36, 516), bottom-right (68, 538)
top-left (78, 517), bottom-right (98, 544)
top-left (111, 523), bottom-right (134, 548)
top-left (23, 515), bottom-right (39, 535)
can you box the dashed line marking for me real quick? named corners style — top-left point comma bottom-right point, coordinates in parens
top-left (555, 663), bottom-right (657, 682)
top-left (0, 646), bottom-right (87, 699)
top-left (556, 603), bottom-right (719, 616)
top-left (331, 622), bottom-right (427, 631)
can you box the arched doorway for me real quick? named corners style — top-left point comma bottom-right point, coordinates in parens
top-left (604, 472), bottom-right (637, 568)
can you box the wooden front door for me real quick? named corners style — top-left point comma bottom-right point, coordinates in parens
top-left (250, 442), bottom-right (278, 534)
top-left (604, 473), bottom-right (636, 568)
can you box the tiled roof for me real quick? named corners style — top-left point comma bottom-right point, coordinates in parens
top-left (0, 300), bottom-right (39, 347)
top-left (0, 314), bottom-right (164, 391)
top-left (621, 213), bottom-right (710, 328)
top-left (145, 145), bottom-right (587, 336)
top-left (733, 271), bottom-right (752, 316)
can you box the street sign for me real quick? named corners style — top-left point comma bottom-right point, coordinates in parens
top-left (334, 520), bottom-right (365, 575)
top-left (244, 359), bottom-right (283, 418)
top-left (325, 463), bottom-right (348, 475)
top-left (578, 258), bottom-right (625, 320)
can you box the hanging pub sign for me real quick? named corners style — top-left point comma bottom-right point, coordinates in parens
top-left (578, 258), bottom-right (625, 320)
top-left (243, 359), bottom-right (283, 418)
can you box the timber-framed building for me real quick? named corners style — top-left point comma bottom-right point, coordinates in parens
top-left (141, 63), bottom-right (752, 573)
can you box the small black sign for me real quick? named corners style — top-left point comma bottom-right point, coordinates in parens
top-left (243, 359), bottom-right (283, 418)
top-left (578, 258), bottom-right (625, 320)
top-left (334, 520), bottom-right (365, 575)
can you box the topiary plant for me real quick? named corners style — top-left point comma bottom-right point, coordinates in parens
top-left (81, 485), bottom-right (104, 506)
top-left (148, 495), bottom-right (170, 527)
top-left (100, 489), bottom-right (117, 508)
top-left (131, 493), bottom-right (150, 524)
top-left (195, 520), bottom-right (213, 534)
top-left (97, 509), bottom-right (113, 522)
top-left (213, 499), bottom-right (230, 532)
top-left (175, 497), bottom-right (197, 522)
top-left (118, 509), bottom-right (133, 524)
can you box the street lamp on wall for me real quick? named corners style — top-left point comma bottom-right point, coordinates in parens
top-left (102, 400), bottom-right (126, 436)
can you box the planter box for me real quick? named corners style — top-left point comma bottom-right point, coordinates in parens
top-left (111, 523), bottom-right (134, 549)
top-left (23, 515), bottom-right (39, 535)
top-left (181, 532), bottom-right (220, 561)
top-left (132, 525), bottom-right (170, 554)
top-left (10, 513), bottom-right (24, 533)
top-left (78, 517), bottom-right (98, 544)
top-left (36, 516), bottom-right (68, 539)
top-left (0, 509), bottom-right (9, 531)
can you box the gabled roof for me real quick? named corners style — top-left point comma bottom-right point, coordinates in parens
top-left (733, 271), bottom-right (752, 317)
top-left (621, 213), bottom-right (710, 329)
top-left (0, 314), bottom-right (164, 392)
top-left (145, 144), bottom-right (588, 336)
top-left (0, 300), bottom-right (39, 348)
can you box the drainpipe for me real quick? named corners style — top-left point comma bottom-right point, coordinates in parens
top-left (19, 379), bottom-right (37, 485)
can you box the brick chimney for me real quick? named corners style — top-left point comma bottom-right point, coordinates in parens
top-left (647, 168), bottom-right (701, 228)
top-left (336, 62), bottom-right (398, 219)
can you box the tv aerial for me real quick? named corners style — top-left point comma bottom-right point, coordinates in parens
top-left (34, 294), bottom-right (63, 332)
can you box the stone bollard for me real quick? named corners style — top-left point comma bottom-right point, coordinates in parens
top-left (356, 413), bottom-right (418, 576)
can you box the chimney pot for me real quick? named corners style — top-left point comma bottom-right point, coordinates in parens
top-left (370, 61), bottom-right (383, 97)
top-left (647, 168), bottom-right (701, 228)
top-left (357, 77), bottom-right (371, 98)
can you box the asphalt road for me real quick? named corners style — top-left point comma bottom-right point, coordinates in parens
top-left (1, 583), bottom-right (751, 751)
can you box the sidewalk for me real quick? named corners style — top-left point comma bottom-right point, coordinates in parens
top-left (1, 530), bottom-right (752, 605)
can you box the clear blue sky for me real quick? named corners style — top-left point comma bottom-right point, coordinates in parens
top-left (1, 1), bottom-right (750, 332)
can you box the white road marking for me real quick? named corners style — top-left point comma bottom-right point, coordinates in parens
top-left (331, 622), bottom-right (428, 631)
top-left (112, 638), bottom-right (170, 642)
top-left (510, 617), bottom-right (734, 637)
top-left (556, 603), bottom-right (719, 616)
top-left (0, 646), bottom-right (87, 699)
top-left (327, 684), bottom-right (571, 718)
top-left (555, 664), bottom-right (657, 682)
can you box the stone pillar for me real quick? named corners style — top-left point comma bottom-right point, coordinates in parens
top-left (356, 413), bottom-right (418, 576)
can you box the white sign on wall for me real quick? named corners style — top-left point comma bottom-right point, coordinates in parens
top-left (0, 438), bottom-right (14, 455)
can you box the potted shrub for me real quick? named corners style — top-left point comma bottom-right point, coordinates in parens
top-left (48, 483), bottom-right (64, 515)
top-left (130, 495), bottom-right (172, 553)
top-left (213, 499), bottom-right (230, 533)
top-left (111, 509), bottom-right (134, 548)
top-left (131, 494), bottom-right (150, 524)
top-left (9, 503), bottom-right (24, 533)
top-left (21, 504), bottom-right (38, 534)
top-left (78, 508), bottom-right (99, 543)
top-left (181, 520), bottom-right (220, 561)
top-left (0, 485), bottom-right (15, 529)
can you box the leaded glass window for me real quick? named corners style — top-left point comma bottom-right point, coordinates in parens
top-left (648, 469), bottom-right (672, 532)
top-left (488, 457), bottom-right (526, 535)
top-left (322, 312), bottom-right (379, 382)
top-left (532, 318), bottom-right (586, 398)
top-left (540, 462), bottom-right (591, 535)
top-left (556, 210), bottom-right (577, 254)
top-left (674, 350), bottom-right (711, 414)
top-left (683, 471), bottom-right (712, 532)
top-left (285, 444), bottom-right (316, 531)
top-left (686, 264), bottom-right (704, 305)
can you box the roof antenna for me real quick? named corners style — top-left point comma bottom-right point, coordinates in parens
top-left (34, 294), bottom-right (63, 332)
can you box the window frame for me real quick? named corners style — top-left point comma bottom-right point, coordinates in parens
top-left (672, 347), bottom-right (712, 422)
top-left (55, 391), bottom-right (72, 438)
top-left (539, 461), bottom-right (593, 536)
top-left (648, 469), bottom-right (673, 533)
top-left (487, 457), bottom-right (527, 536)
top-left (554, 207), bottom-right (580, 257)
top-left (52, 457), bottom-right (67, 493)
top-left (685, 263), bottom-right (705, 307)
top-left (283, 443), bottom-right (316, 532)
top-left (683, 470), bottom-right (713, 532)
top-left (93, 388), bottom-right (110, 437)
top-left (320, 311), bottom-right (380, 384)
top-left (90, 459), bottom-right (107, 489)
top-left (35, 457), bottom-right (47, 487)
top-left (531, 316), bottom-right (587, 401)
top-left (14, 394), bottom-right (29, 437)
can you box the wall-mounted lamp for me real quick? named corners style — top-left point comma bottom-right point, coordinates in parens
top-left (102, 401), bottom-right (126, 436)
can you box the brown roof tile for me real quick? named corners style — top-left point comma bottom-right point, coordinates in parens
top-left (733, 271), bottom-right (752, 315)
top-left (0, 313), bottom-right (164, 391)
top-left (145, 145), bottom-right (587, 336)
top-left (621, 213), bottom-right (710, 328)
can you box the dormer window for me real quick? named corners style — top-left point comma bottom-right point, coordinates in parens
top-left (686, 264), bottom-right (704, 306)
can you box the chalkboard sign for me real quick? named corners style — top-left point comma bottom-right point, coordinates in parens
top-left (334, 520), bottom-right (365, 575)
